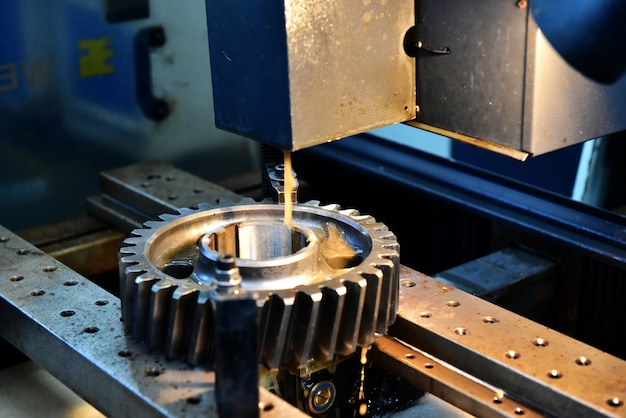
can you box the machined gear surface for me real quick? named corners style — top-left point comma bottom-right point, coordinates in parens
top-left (119, 200), bottom-right (399, 369)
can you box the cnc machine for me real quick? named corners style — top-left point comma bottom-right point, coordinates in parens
top-left (1, 1), bottom-right (626, 417)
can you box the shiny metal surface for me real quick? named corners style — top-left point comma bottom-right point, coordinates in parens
top-left (0, 225), bottom-right (306, 417)
top-left (120, 200), bottom-right (400, 369)
top-left (413, 0), bottom-right (626, 156)
top-left (389, 265), bottom-right (626, 417)
top-left (205, 0), bottom-right (415, 150)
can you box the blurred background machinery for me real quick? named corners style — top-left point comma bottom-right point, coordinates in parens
top-left (1, 0), bottom-right (626, 417)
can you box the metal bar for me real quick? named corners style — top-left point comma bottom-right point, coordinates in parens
top-left (389, 265), bottom-right (626, 417)
top-left (88, 161), bottom-right (245, 233)
top-left (0, 226), bottom-right (305, 417)
top-left (16, 215), bottom-right (125, 277)
top-left (370, 336), bottom-right (542, 417)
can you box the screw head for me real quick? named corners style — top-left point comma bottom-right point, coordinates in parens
top-left (307, 381), bottom-right (336, 414)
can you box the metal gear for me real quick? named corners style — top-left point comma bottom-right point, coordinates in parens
top-left (119, 199), bottom-right (399, 369)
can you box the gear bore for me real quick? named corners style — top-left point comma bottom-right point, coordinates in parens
top-left (119, 199), bottom-right (399, 369)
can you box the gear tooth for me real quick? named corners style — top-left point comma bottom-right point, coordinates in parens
top-left (165, 286), bottom-right (200, 360)
top-left (118, 250), bottom-right (137, 264)
top-left (335, 278), bottom-right (366, 355)
top-left (175, 208), bottom-right (193, 217)
top-left (355, 269), bottom-right (382, 346)
top-left (195, 202), bottom-right (212, 211)
top-left (119, 242), bottom-right (138, 254)
top-left (144, 220), bottom-right (164, 229)
top-left (126, 230), bottom-right (143, 239)
top-left (283, 290), bottom-right (323, 369)
top-left (147, 281), bottom-right (177, 351)
top-left (315, 284), bottom-right (346, 361)
top-left (382, 241), bottom-right (400, 253)
top-left (339, 208), bottom-right (359, 217)
top-left (259, 294), bottom-right (294, 369)
top-left (188, 292), bottom-right (215, 366)
top-left (364, 222), bottom-right (389, 233)
top-left (158, 212), bottom-right (176, 221)
top-left (119, 262), bottom-right (144, 331)
top-left (368, 257), bottom-right (397, 335)
top-left (131, 275), bottom-right (160, 341)
top-left (321, 203), bottom-right (341, 211)
top-left (353, 214), bottom-right (375, 224)
top-left (120, 257), bottom-right (143, 272)
top-left (381, 254), bottom-right (400, 326)
top-left (303, 199), bottom-right (321, 207)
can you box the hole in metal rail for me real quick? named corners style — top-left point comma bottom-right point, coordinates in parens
top-left (454, 327), bottom-right (468, 336)
top-left (147, 173), bottom-right (161, 180)
top-left (405, 353), bottom-right (415, 359)
top-left (446, 300), bottom-right (460, 307)
top-left (95, 300), bottom-right (109, 306)
top-left (532, 337), bottom-right (549, 347)
top-left (30, 289), bottom-right (45, 296)
top-left (17, 249), bottom-right (30, 255)
top-left (60, 310), bottom-right (75, 317)
top-left (401, 280), bottom-right (416, 288)
top-left (515, 407), bottom-right (525, 415)
top-left (118, 349), bottom-right (133, 357)
top-left (547, 369), bottom-right (562, 379)
top-left (575, 356), bottom-right (591, 366)
top-left (186, 396), bottom-right (201, 405)
top-left (144, 367), bottom-right (161, 377)
top-left (419, 311), bottom-right (432, 318)
top-left (0, 237), bottom-right (9, 242)
top-left (259, 402), bottom-right (274, 412)
top-left (168, 195), bottom-right (178, 201)
top-left (608, 397), bottom-right (623, 407)
top-left (505, 350), bottom-right (520, 359)
top-left (84, 326), bottom-right (99, 334)
top-left (424, 363), bottom-right (434, 369)
top-left (493, 396), bottom-right (503, 404)
top-left (193, 188), bottom-right (204, 194)
top-left (482, 316), bottom-right (499, 324)
top-left (63, 280), bottom-right (79, 286)
top-left (9, 275), bottom-right (24, 282)
top-left (140, 182), bottom-right (150, 188)
top-left (166, 176), bottom-right (176, 182)
top-left (43, 266), bottom-right (58, 272)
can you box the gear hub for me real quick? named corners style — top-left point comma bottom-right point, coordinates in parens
top-left (119, 200), bottom-right (399, 369)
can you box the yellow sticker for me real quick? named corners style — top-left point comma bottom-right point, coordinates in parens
top-left (78, 38), bottom-right (114, 78)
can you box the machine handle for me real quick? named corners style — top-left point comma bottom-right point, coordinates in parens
top-left (403, 25), bottom-right (451, 57)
